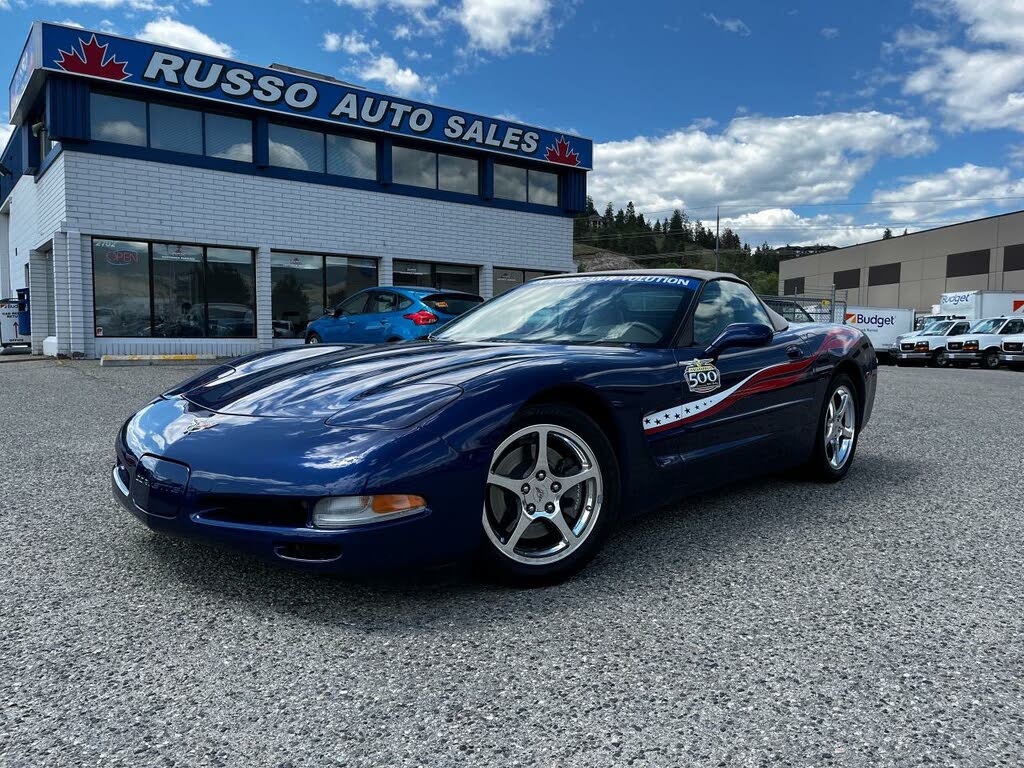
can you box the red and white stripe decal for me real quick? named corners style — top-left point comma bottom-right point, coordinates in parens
top-left (643, 328), bottom-right (859, 436)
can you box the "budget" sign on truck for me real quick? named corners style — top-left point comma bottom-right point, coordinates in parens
top-left (843, 306), bottom-right (916, 359)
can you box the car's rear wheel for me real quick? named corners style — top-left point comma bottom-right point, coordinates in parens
top-left (306, 332), bottom-right (322, 344)
top-left (931, 349), bottom-right (949, 367)
top-left (806, 375), bottom-right (858, 482)
top-left (983, 349), bottom-right (1000, 369)
top-left (479, 404), bottom-right (619, 585)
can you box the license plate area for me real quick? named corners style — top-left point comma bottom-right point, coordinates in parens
top-left (131, 455), bottom-right (190, 518)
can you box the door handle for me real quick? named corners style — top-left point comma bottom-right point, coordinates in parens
top-left (786, 345), bottom-right (803, 359)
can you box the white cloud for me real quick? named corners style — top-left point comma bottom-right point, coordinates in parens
top-left (0, 0), bottom-right (10, 10)
top-left (393, 24), bottom-right (412, 39)
top-left (456, 0), bottom-right (554, 53)
top-left (335, 0), bottom-right (435, 9)
top-left (901, 0), bottom-right (1024, 131)
top-left (870, 162), bottom-right (1024, 219)
top-left (341, 31), bottom-right (374, 55)
top-left (0, 123), bottom-right (13, 153)
top-left (821, 26), bottom-right (840, 39)
top-left (192, 0), bottom-right (210, 5)
top-left (718, 208), bottom-right (889, 248)
top-left (137, 17), bottom-right (234, 57)
top-left (60, 18), bottom-right (85, 26)
top-left (322, 31), bottom-right (342, 52)
top-left (589, 111), bottom-right (935, 216)
top-left (705, 13), bottom-right (751, 36)
top-left (357, 54), bottom-right (435, 96)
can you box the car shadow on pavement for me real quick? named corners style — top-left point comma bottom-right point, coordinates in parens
top-left (141, 452), bottom-right (923, 632)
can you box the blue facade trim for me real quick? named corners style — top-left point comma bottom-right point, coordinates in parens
top-left (562, 169), bottom-right (587, 213)
top-left (254, 115), bottom-right (269, 167)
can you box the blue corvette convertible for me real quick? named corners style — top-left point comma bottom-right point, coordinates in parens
top-left (113, 270), bottom-right (877, 584)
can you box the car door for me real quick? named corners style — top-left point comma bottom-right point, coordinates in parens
top-left (354, 290), bottom-right (402, 343)
top-left (322, 293), bottom-right (369, 342)
top-left (673, 279), bottom-right (807, 485)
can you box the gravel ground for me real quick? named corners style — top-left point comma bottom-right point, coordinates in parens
top-left (1, 360), bottom-right (1022, 767)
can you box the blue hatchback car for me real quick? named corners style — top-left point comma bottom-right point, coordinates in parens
top-left (304, 286), bottom-right (483, 344)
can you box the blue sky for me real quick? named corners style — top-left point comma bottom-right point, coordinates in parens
top-left (4, 0), bottom-right (1024, 246)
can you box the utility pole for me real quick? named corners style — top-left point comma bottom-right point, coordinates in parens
top-left (714, 205), bottom-right (720, 272)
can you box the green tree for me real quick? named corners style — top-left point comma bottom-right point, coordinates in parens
top-left (882, 227), bottom-right (893, 239)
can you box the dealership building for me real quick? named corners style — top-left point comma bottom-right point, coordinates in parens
top-left (0, 22), bottom-right (591, 357)
top-left (778, 210), bottom-right (1024, 310)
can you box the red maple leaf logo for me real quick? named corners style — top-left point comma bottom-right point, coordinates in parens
top-left (544, 136), bottom-right (581, 166)
top-left (54, 35), bottom-right (130, 81)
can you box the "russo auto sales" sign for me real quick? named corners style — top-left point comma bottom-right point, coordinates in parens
top-left (16, 22), bottom-right (593, 170)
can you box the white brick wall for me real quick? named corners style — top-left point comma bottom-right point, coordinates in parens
top-left (5, 154), bottom-right (68, 292)
top-left (53, 151), bottom-right (573, 357)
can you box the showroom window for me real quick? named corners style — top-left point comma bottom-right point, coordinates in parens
top-left (493, 268), bottom-right (558, 296)
top-left (271, 252), bottom-right (378, 338)
top-left (393, 260), bottom-right (480, 294)
top-left (91, 238), bottom-right (255, 338)
top-left (327, 135), bottom-right (376, 180)
top-left (149, 103), bottom-right (202, 155)
top-left (269, 123), bottom-right (325, 172)
top-left (90, 93), bottom-right (147, 147)
top-left (528, 170), bottom-right (558, 206)
top-left (393, 147), bottom-right (480, 194)
top-left (438, 154), bottom-right (478, 194)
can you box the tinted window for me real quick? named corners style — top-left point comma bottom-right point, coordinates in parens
top-left (436, 263), bottom-right (479, 294)
top-left (1003, 318), bottom-right (1024, 334)
top-left (1005, 243), bottom-right (1024, 272)
top-left (90, 93), bottom-right (146, 146)
top-left (327, 134), bottom-right (376, 179)
top-left (206, 113), bottom-right (252, 162)
top-left (206, 248), bottom-right (256, 338)
top-left (149, 103), bottom-right (202, 155)
top-left (152, 243), bottom-right (205, 337)
top-left (368, 291), bottom-right (400, 313)
top-left (393, 146), bottom-right (436, 188)
top-left (868, 262), bottom-right (901, 286)
top-left (528, 170), bottom-right (558, 206)
top-left (271, 252), bottom-right (323, 335)
top-left (422, 293), bottom-right (483, 315)
top-left (692, 280), bottom-right (772, 347)
top-left (92, 239), bottom-right (151, 337)
top-left (833, 268), bottom-right (860, 290)
top-left (269, 123), bottom-right (325, 172)
top-left (339, 293), bottom-right (369, 314)
top-left (393, 260), bottom-right (433, 288)
top-left (325, 255), bottom-right (377, 308)
top-left (494, 164), bottom-right (527, 202)
top-left (952, 322), bottom-right (970, 334)
top-left (946, 249), bottom-right (990, 278)
top-left (438, 154), bottom-right (478, 194)
top-left (494, 268), bottom-right (525, 296)
top-left (783, 277), bottom-right (804, 295)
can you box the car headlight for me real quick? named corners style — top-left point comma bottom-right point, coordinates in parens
top-left (915, 341), bottom-right (929, 351)
top-left (964, 340), bottom-right (979, 351)
top-left (312, 494), bottom-right (427, 529)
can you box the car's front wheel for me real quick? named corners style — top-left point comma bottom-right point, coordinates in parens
top-left (479, 404), bottom-right (619, 585)
top-left (982, 349), bottom-right (1000, 369)
top-left (306, 332), bottom-right (322, 344)
top-left (931, 349), bottom-right (949, 367)
top-left (806, 375), bottom-right (859, 482)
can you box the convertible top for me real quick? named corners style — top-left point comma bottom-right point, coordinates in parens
top-left (535, 268), bottom-right (790, 331)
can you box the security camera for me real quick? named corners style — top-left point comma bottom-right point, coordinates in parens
top-left (31, 121), bottom-right (46, 137)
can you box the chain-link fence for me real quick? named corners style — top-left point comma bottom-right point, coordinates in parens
top-left (759, 287), bottom-right (847, 324)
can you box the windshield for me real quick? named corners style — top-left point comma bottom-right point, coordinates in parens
top-left (433, 275), bottom-right (700, 346)
top-left (921, 321), bottom-right (954, 336)
top-left (969, 318), bottom-right (1003, 334)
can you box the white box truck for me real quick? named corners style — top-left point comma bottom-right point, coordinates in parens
top-left (843, 306), bottom-right (916, 361)
top-left (938, 290), bottom-right (1024, 322)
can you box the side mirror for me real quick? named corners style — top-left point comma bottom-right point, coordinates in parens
top-left (332, 306), bottom-right (345, 318)
top-left (704, 322), bottom-right (773, 359)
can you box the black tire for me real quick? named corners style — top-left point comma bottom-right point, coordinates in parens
top-left (478, 404), bottom-right (620, 586)
top-left (930, 349), bottom-right (949, 368)
top-left (306, 332), bottom-right (322, 344)
top-left (982, 349), bottom-right (1001, 369)
top-left (386, 336), bottom-right (403, 343)
top-left (805, 374), bottom-right (859, 483)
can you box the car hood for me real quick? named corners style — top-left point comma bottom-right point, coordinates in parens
top-left (172, 341), bottom-right (623, 421)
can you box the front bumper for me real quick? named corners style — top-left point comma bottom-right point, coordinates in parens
top-left (946, 351), bottom-right (980, 362)
top-left (897, 351), bottom-right (932, 361)
top-left (999, 352), bottom-right (1024, 363)
top-left (112, 397), bottom-right (484, 573)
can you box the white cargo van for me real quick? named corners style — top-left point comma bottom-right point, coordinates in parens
top-left (843, 307), bottom-right (916, 361)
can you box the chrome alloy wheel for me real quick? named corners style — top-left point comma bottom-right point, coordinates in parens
top-left (483, 424), bottom-right (604, 565)
top-left (824, 384), bottom-right (856, 471)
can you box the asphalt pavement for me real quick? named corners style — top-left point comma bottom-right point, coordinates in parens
top-left (1, 359), bottom-right (1022, 767)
